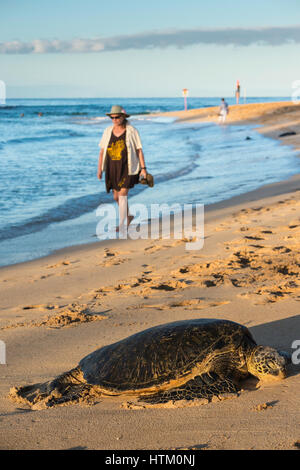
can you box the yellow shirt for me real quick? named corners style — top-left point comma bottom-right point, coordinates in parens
top-left (99, 124), bottom-right (142, 175)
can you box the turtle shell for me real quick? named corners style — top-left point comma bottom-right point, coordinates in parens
top-left (79, 318), bottom-right (256, 392)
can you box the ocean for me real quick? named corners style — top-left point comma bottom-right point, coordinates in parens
top-left (0, 97), bottom-right (299, 267)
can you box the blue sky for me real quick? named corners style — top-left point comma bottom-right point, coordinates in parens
top-left (1, 0), bottom-right (300, 98)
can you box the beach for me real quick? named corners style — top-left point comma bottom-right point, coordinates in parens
top-left (1, 101), bottom-right (300, 450)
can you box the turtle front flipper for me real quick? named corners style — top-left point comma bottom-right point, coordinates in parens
top-left (138, 374), bottom-right (240, 405)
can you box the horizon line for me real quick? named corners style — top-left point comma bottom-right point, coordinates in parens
top-left (3, 95), bottom-right (291, 100)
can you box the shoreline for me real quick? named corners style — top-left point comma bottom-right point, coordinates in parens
top-left (1, 170), bottom-right (300, 273)
top-left (1, 100), bottom-right (300, 271)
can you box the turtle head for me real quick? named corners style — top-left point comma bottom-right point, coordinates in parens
top-left (247, 346), bottom-right (288, 382)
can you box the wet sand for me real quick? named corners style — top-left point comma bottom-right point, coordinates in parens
top-left (0, 101), bottom-right (300, 450)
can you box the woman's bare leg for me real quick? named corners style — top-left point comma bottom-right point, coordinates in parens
top-left (113, 188), bottom-right (134, 231)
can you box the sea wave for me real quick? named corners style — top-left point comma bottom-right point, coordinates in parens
top-left (4, 130), bottom-right (85, 145)
top-left (0, 192), bottom-right (111, 242)
top-left (135, 116), bottom-right (177, 123)
top-left (0, 105), bottom-right (17, 109)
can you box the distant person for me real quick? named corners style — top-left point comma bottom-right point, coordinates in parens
top-left (38, 112), bottom-right (43, 117)
top-left (218, 98), bottom-right (229, 124)
top-left (235, 80), bottom-right (240, 104)
top-left (97, 105), bottom-right (150, 231)
top-left (20, 113), bottom-right (24, 118)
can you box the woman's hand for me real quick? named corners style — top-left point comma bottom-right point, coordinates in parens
top-left (140, 169), bottom-right (147, 180)
top-left (98, 149), bottom-right (104, 180)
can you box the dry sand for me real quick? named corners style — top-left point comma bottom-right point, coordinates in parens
top-left (0, 101), bottom-right (300, 450)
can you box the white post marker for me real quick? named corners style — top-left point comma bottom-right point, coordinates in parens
top-left (0, 80), bottom-right (6, 106)
top-left (182, 88), bottom-right (188, 111)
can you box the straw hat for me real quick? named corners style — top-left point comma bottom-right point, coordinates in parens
top-left (106, 105), bottom-right (130, 117)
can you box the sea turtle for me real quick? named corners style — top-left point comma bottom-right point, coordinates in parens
top-left (9, 318), bottom-right (290, 409)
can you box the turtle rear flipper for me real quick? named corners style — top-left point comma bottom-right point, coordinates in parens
top-left (138, 374), bottom-right (240, 405)
top-left (9, 367), bottom-right (96, 409)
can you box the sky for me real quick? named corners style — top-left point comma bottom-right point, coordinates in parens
top-left (1, 0), bottom-right (300, 98)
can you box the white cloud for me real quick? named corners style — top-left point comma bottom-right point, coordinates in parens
top-left (1, 25), bottom-right (300, 54)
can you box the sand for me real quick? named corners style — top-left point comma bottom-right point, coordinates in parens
top-left (0, 101), bottom-right (300, 450)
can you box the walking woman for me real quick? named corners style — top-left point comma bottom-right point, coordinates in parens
top-left (97, 105), bottom-right (147, 230)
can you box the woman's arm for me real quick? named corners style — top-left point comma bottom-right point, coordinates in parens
top-left (97, 148), bottom-right (104, 179)
top-left (137, 148), bottom-right (147, 178)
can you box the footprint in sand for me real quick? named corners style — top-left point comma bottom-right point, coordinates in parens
top-left (4, 304), bottom-right (107, 330)
top-left (39, 307), bottom-right (107, 329)
top-left (98, 256), bottom-right (129, 267)
top-left (22, 304), bottom-right (45, 310)
top-left (104, 249), bottom-right (117, 257)
top-left (273, 246), bottom-right (291, 253)
top-left (151, 280), bottom-right (191, 291)
top-left (133, 298), bottom-right (230, 311)
top-left (22, 304), bottom-right (60, 311)
top-left (143, 240), bottom-right (186, 254)
top-left (252, 402), bottom-right (275, 412)
top-left (39, 273), bottom-right (55, 280)
top-left (215, 223), bottom-right (231, 232)
top-left (97, 249), bottom-right (132, 267)
top-left (129, 303), bottom-right (169, 311)
top-left (144, 245), bottom-right (164, 254)
top-left (244, 235), bottom-right (265, 241)
top-left (46, 260), bottom-right (75, 269)
top-left (169, 299), bottom-right (230, 309)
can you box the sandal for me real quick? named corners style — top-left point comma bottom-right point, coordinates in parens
top-left (140, 173), bottom-right (154, 187)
